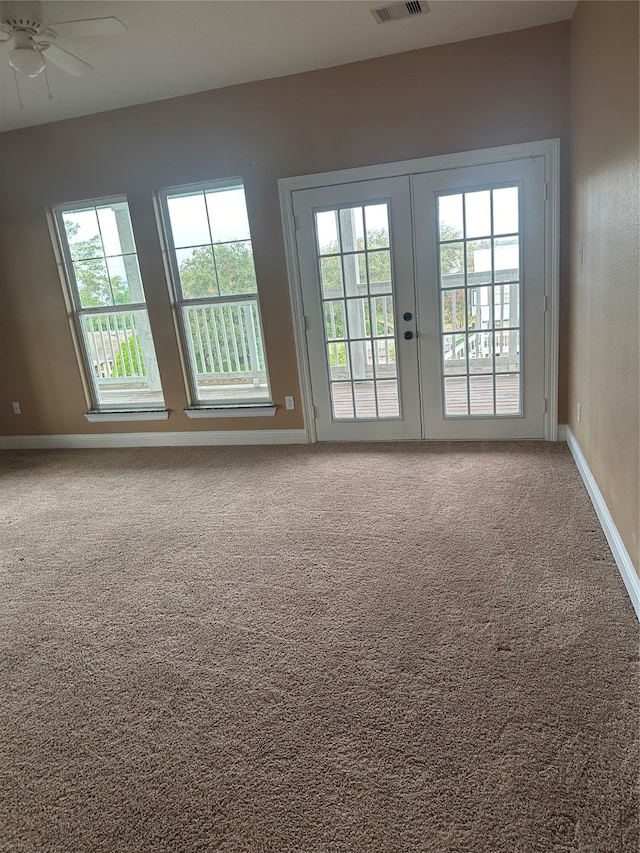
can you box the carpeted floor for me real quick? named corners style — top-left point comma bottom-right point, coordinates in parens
top-left (0, 441), bottom-right (638, 852)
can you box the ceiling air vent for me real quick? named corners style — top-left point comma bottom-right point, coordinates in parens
top-left (371, 1), bottom-right (429, 24)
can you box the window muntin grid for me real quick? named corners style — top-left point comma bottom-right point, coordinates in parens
top-left (437, 185), bottom-right (522, 418)
top-left (314, 203), bottom-right (400, 421)
top-left (160, 181), bottom-right (270, 405)
top-left (54, 198), bottom-right (164, 410)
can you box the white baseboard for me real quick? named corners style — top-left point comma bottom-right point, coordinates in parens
top-left (566, 427), bottom-right (640, 621)
top-left (557, 423), bottom-right (568, 441)
top-left (0, 429), bottom-right (309, 450)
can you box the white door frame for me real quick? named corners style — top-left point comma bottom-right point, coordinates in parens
top-left (278, 139), bottom-right (561, 443)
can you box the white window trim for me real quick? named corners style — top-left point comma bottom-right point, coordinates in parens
top-left (50, 195), bottom-right (165, 414)
top-left (156, 177), bottom-right (273, 409)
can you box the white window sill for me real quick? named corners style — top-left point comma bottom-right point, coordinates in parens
top-left (184, 405), bottom-right (277, 419)
top-left (84, 410), bottom-right (170, 423)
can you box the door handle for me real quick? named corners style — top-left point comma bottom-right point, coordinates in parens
top-left (404, 331), bottom-right (414, 340)
top-left (403, 311), bottom-right (413, 321)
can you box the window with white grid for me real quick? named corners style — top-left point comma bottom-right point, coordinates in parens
top-left (53, 197), bottom-right (164, 411)
top-left (159, 180), bottom-right (270, 406)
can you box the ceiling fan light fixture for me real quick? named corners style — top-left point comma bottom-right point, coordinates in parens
top-left (8, 44), bottom-right (45, 77)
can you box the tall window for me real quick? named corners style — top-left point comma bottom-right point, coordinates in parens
top-left (53, 197), bottom-right (164, 411)
top-left (159, 180), bottom-right (271, 406)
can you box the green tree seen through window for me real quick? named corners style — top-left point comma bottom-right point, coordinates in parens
top-left (178, 242), bottom-right (257, 298)
top-left (65, 222), bottom-right (129, 308)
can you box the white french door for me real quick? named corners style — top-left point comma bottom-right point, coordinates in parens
top-left (291, 152), bottom-right (550, 441)
top-left (413, 158), bottom-right (546, 439)
top-left (293, 178), bottom-right (421, 440)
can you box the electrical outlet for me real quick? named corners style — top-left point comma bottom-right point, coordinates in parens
top-left (12, 401), bottom-right (21, 415)
top-left (284, 396), bottom-right (295, 410)
top-left (577, 402), bottom-right (581, 423)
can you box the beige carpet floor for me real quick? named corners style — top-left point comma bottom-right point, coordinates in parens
top-left (0, 442), bottom-right (638, 852)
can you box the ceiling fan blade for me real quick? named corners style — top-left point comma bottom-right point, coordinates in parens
top-left (41, 42), bottom-right (93, 76)
top-left (47, 17), bottom-right (126, 38)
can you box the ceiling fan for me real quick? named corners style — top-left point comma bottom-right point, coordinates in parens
top-left (0, 1), bottom-right (126, 78)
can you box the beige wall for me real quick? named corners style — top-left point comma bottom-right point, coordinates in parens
top-left (568, 1), bottom-right (640, 572)
top-left (0, 22), bottom-right (570, 437)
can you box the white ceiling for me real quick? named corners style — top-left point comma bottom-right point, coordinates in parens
top-left (0, 0), bottom-right (576, 133)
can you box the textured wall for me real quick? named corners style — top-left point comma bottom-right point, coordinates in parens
top-left (568, 1), bottom-right (640, 571)
top-left (0, 23), bottom-right (570, 436)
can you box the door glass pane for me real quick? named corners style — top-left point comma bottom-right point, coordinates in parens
top-left (442, 334), bottom-right (465, 375)
top-left (339, 207), bottom-right (365, 252)
top-left (495, 330), bottom-right (520, 372)
top-left (468, 333), bottom-right (493, 374)
top-left (444, 376), bottom-right (468, 416)
top-left (349, 340), bottom-right (374, 380)
top-left (371, 296), bottom-right (394, 336)
top-left (442, 289), bottom-right (466, 332)
top-left (316, 210), bottom-right (340, 255)
top-left (320, 256), bottom-right (343, 297)
top-left (340, 253), bottom-right (367, 294)
top-left (492, 187), bottom-right (519, 235)
top-left (440, 241), bottom-right (464, 287)
top-left (323, 300), bottom-right (346, 340)
top-left (354, 298), bottom-right (372, 336)
top-left (315, 202), bottom-right (400, 421)
top-left (438, 194), bottom-right (464, 242)
top-left (496, 373), bottom-right (521, 414)
top-left (367, 250), bottom-right (391, 290)
top-left (466, 240), bottom-right (492, 284)
top-left (327, 342), bottom-right (350, 381)
top-left (376, 380), bottom-right (399, 417)
top-left (495, 236), bottom-right (519, 282)
top-left (494, 284), bottom-right (520, 329)
top-left (374, 338), bottom-right (396, 378)
top-left (469, 375), bottom-right (494, 415)
top-left (364, 204), bottom-right (390, 248)
top-left (436, 184), bottom-right (522, 418)
top-left (353, 381), bottom-right (377, 418)
top-left (356, 253), bottom-right (369, 288)
top-left (464, 191), bottom-right (491, 238)
top-left (467, 287), bottom-right (492, 330)
top-left (330, 383), bottom-right (354, 419)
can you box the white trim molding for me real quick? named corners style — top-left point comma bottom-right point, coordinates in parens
top-left (280, 140), bottom-right (560, 192)
top-left (279, 138), bottom-right (561, 443)
top-left (566, 427), bottom-right (640, 621)
top-left (557, 424), bottom-right (568, 441)
top-left (0, 429), bottom-right (308, 450)
top-left (279, 181), bottom-right (318, 444)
